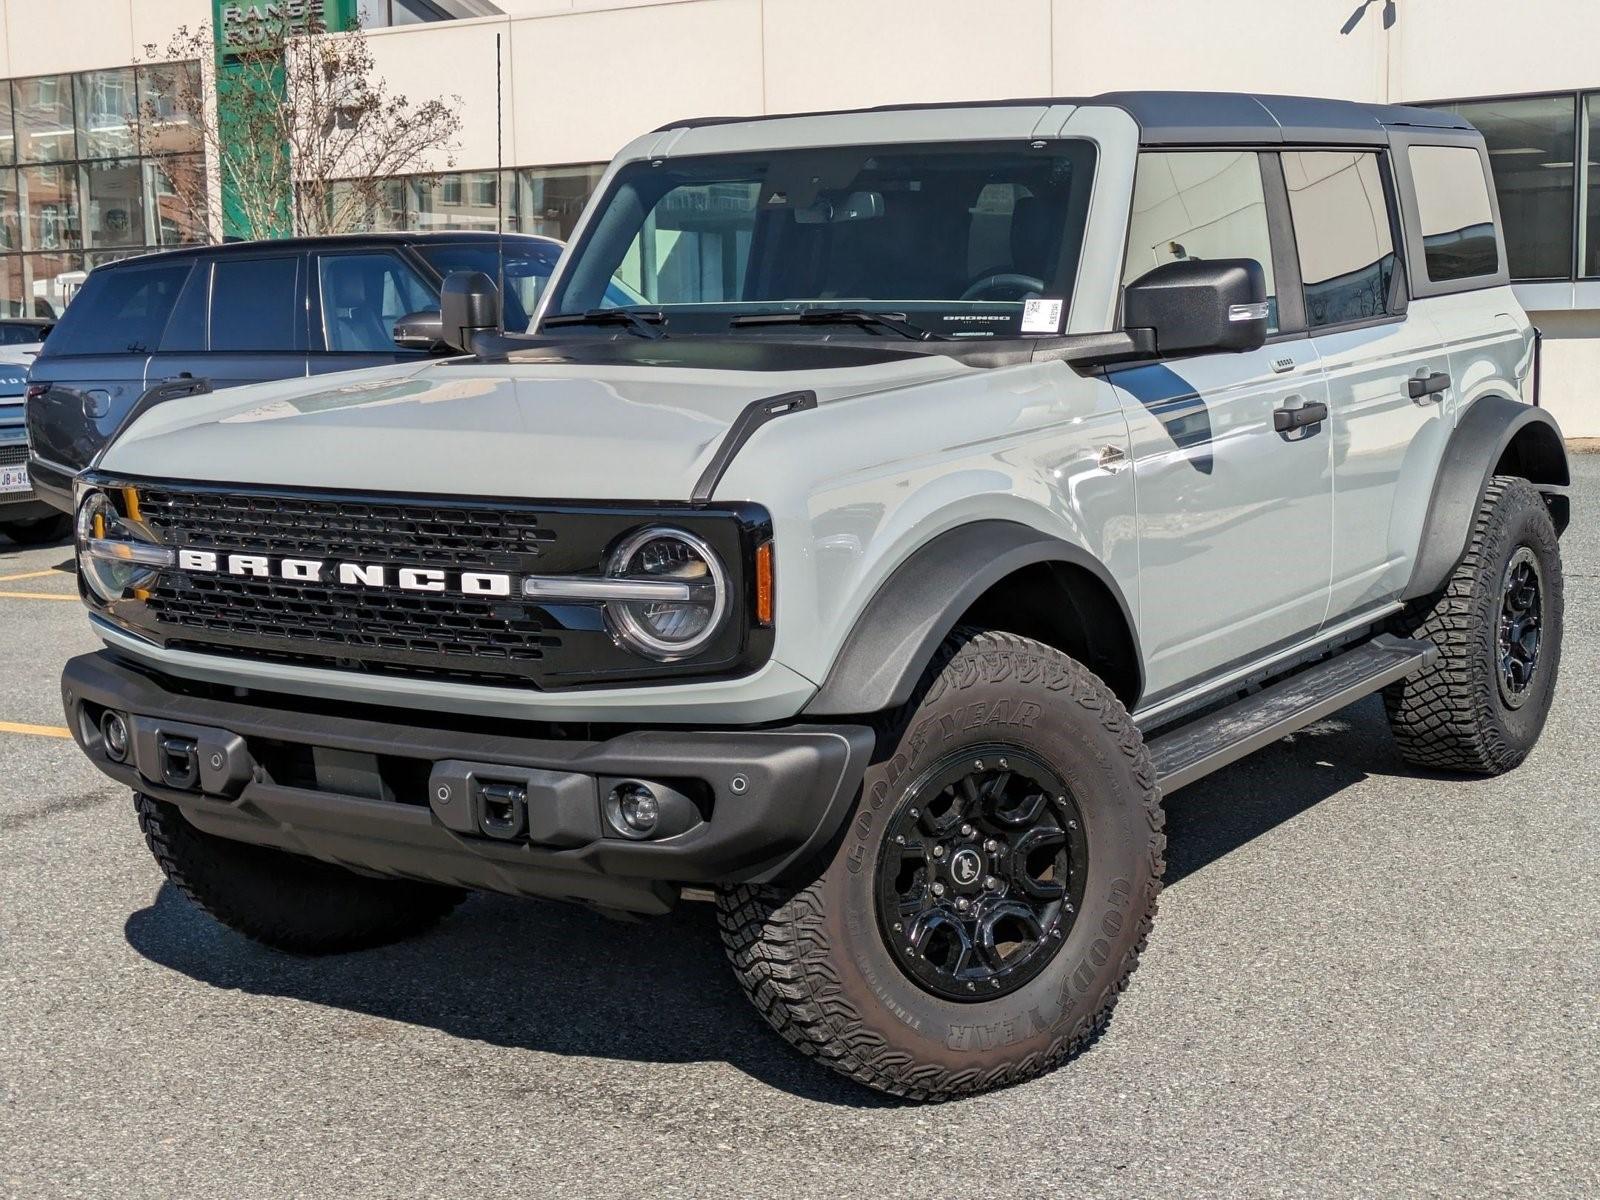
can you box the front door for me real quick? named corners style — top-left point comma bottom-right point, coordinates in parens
top-left (1115, 148), bottom-right (1334, 700)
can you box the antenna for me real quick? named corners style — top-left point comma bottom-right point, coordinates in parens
top-left (496, 31), bottom-right (505, 333)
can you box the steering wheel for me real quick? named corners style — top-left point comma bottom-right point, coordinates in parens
top-left (960, 272), bottom-right (1047, 302)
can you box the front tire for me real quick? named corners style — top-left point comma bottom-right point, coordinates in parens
top-left (1384, 475), bottom-right (1563, 774)
top-left (718, 629), bottom-right (1164, 1100)
top-left (135, 793), bottom-right (466, 954)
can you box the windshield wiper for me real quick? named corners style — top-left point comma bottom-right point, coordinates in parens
top-left (729, 308), bottom-right (942, 341)
top-left (543, 308), bottom-right (668, 339)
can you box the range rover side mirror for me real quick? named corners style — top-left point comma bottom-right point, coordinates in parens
top-left (439, 271), bottom-right (501, 353)
top-left (1123, 258), bottom-right (1269, 357)
top-left (392, 309), bottom-right (448, 352)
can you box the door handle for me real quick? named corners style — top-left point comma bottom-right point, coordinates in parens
top-left (1273, 399), bottom-right (1328, 433)
top-left (1407, 371), bottom-right (1451, 401)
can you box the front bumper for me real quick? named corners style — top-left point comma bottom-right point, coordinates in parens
top-left (63, 652), bottom-right (873, 916)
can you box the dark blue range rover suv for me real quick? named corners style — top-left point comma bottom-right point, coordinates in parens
top-left (25, 231), bottom-right (631, 514)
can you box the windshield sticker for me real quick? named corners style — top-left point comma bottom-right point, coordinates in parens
top-left (1021, 298), bottom-right (1064, 335)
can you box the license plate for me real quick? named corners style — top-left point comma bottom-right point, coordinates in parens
top-left (0, 463), bottom-right (29, 494)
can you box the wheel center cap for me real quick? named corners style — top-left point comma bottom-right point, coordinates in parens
top-left (949, 847), bottom-right (983, 887)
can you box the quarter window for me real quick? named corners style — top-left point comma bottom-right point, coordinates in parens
top-left (1282, 151), bottom-right (1398, 328)
top-left (1123, 150), bottom-right (1278, 332)
top-left (1408, 145), bottom-right (1500, 283)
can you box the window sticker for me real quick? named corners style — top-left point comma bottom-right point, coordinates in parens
top-left (1021, 297), bottom-right (1064, 334)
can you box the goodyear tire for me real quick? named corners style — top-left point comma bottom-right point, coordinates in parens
top-left (1385, 475), bottom-right (1563, 774)
top-left (718, 628), bottom-right (1164, 1100)
top-left (135, 792), bottom-right (466, 953)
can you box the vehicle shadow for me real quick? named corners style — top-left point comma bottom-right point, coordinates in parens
top-left (122, 694), bottom-right (1467, 1105)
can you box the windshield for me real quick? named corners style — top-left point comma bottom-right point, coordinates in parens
top-left (546, 140), bottom-right (1096, 339)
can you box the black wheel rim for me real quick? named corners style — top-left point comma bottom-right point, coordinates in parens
top-left (1497, 546), bottom-right (1543, 709)
top-left (874, 745), bottom-right (1087, 1002)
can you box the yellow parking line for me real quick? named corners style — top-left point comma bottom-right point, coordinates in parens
top-left (0, 589), bottom-right (76, 601)
top-left (0, 720), bottom-right (72, 739)
top-left (0, 569), bottom-right (60, 583)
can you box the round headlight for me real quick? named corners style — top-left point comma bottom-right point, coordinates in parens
top-left (605, 527), bottom-right (729, 661)
top-left (76, 490), bottom-right (168, 603)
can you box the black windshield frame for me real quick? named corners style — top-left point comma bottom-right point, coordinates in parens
top-left (543, 139), bottom-right (1097, 341)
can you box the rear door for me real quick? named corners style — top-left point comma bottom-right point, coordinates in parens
top-left (147, 251), bottom-right (309, 391)
top-left (1113, 149), bottom-right (1334, 697)
top-left (24, 256), bottom-right (190, 475)
top-left (306, 247), bottom-right (437, 378)
top-left (1280, 148), bottom-right (1449, 619)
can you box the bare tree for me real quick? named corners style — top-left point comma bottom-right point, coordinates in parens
top-left (140, 21), bottom-right (462, 240)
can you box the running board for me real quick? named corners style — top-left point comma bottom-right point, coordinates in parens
top-left (1147, 635), bottom-right (1437, 793)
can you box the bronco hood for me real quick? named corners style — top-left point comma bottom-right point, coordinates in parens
top-left (100, 349), bottom-right (971, 501)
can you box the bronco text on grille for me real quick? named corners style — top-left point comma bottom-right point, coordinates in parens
top-left (122, 484), bottom-right (766, 688)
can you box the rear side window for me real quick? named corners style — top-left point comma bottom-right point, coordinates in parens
top-left (1408, 145), bottom-right (1499, 283)
top-left (210, 256), bottom-right (303, 352)
top-left (1282, 151), bottom-right (1398, 328)
top-left (1123, 150), bottom-right (1279, 333)
top-left (43, 261), bottom-right (191, 356)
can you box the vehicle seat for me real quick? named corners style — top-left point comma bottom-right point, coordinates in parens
top-left (327, 271), bottom-right (393, 351)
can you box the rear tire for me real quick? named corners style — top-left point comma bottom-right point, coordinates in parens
top-left (1384, 475), bottom-right (1563, 774)
top-left (135, 792), bottom-right (466, 954)
top-left (0, 514), bottom-right (70, 545)
top-left (718, 628), bottom-right (1164, 1101)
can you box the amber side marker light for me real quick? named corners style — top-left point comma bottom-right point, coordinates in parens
top-left (754, 541), bottom-right (774, 626)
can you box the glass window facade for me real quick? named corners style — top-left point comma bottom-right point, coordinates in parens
top-left (332, 165), bottom-right (607, 242)
top-left (0, 62), bottom-right (206, 316)
top-left (1430, 91), bottom-right (1600, 281)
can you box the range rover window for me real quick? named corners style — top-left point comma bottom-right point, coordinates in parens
top-left (1408, 144), bottom-right (1500, 283)
top-left (1123, 150), bottom-right (1279, 333)
top-left (40, 259), bottom-right (191, 356)
top-left (545, 141), bottom-right (1097, 340)
top-left (211, 256), bottom-right (303, 352)
top-left (317, 251), bottom-right (435, 352)
top-left (1282, 150), bottom-right (1399, 328)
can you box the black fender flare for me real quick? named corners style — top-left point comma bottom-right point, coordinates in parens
top-left (803, 520), bottom-right (1142, 717)
top-left (1405, 395), bottom-right (1569, 602)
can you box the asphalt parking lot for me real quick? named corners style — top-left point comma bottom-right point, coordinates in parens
top-left (2, 466), bottom-right (1596, 1200)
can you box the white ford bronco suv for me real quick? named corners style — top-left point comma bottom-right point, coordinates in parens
top-left (61, 92), bottom-right (1569, 1100)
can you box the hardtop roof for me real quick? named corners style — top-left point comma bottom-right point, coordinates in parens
top-left (654, 90), bottom-right (1471, 147)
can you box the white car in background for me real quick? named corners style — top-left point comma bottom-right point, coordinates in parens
top-left (0, 343), bottom-right (67, 546)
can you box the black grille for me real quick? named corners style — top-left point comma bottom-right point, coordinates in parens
top-left (0, 444), bottom-right (26, 468)
top-left (138, 486), bottom-right (565, 683)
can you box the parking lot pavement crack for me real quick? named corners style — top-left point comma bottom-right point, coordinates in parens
top-left (0, 791), bottom-right (118, 833)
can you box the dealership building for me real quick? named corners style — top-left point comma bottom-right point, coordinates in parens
top-left (0, 0), bottom-right (1596, 432)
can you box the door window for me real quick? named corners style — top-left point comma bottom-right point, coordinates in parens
top-left (317, 251), bottom-right (436, 351)
top-left (1407, 145), bottom-right (1499, 283)
top-left (1282, 151), bottom-right (1398, 327)
top-left (1123, 151), bottom-right (1278, 332)
top-left (210, 256), bottom-right (302, 352)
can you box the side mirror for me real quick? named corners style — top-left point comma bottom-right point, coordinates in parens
top-left (1123, 258), bottom-right (1269, 356)
top-left (439, 270), bottom-right (501, 353)
top-left (392, 309), bottom-right (448, 352)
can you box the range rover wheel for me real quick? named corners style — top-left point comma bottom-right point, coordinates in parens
top-left (0, 514), bottom-right (71, 545)
top-left (718, 628), bottom-right (1164, 1101)
top-left (135, 792), bottom-right (466, 954)
top-left (1384, 475), bottom-right (1563, 774)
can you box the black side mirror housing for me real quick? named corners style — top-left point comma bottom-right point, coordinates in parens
top-left (1123, 258), bottom-right (1269, 357)
top-left (392, 309), bottom-right (448, 352)
top-left (439, 271), bottom-right (501, 353)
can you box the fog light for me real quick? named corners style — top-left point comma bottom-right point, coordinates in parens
top-left (616, 784), bottom-right (659, 836)
top-left (100, 710), bottom-right (130, 762)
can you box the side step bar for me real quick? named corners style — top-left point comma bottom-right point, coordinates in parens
top-left (1147, 634), bottom-right (1437, 793)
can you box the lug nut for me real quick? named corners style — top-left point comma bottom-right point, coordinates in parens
top-left (960, 823), bottom-right (974, 838)
top-left (984, 838), bottom-right (999, 852)
top-left (956, 897), bottom-right (969, 912)
top-left (984, 876), bottom-right (1000, 891)
top-left (932, 882), bottom-right (945, 896)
